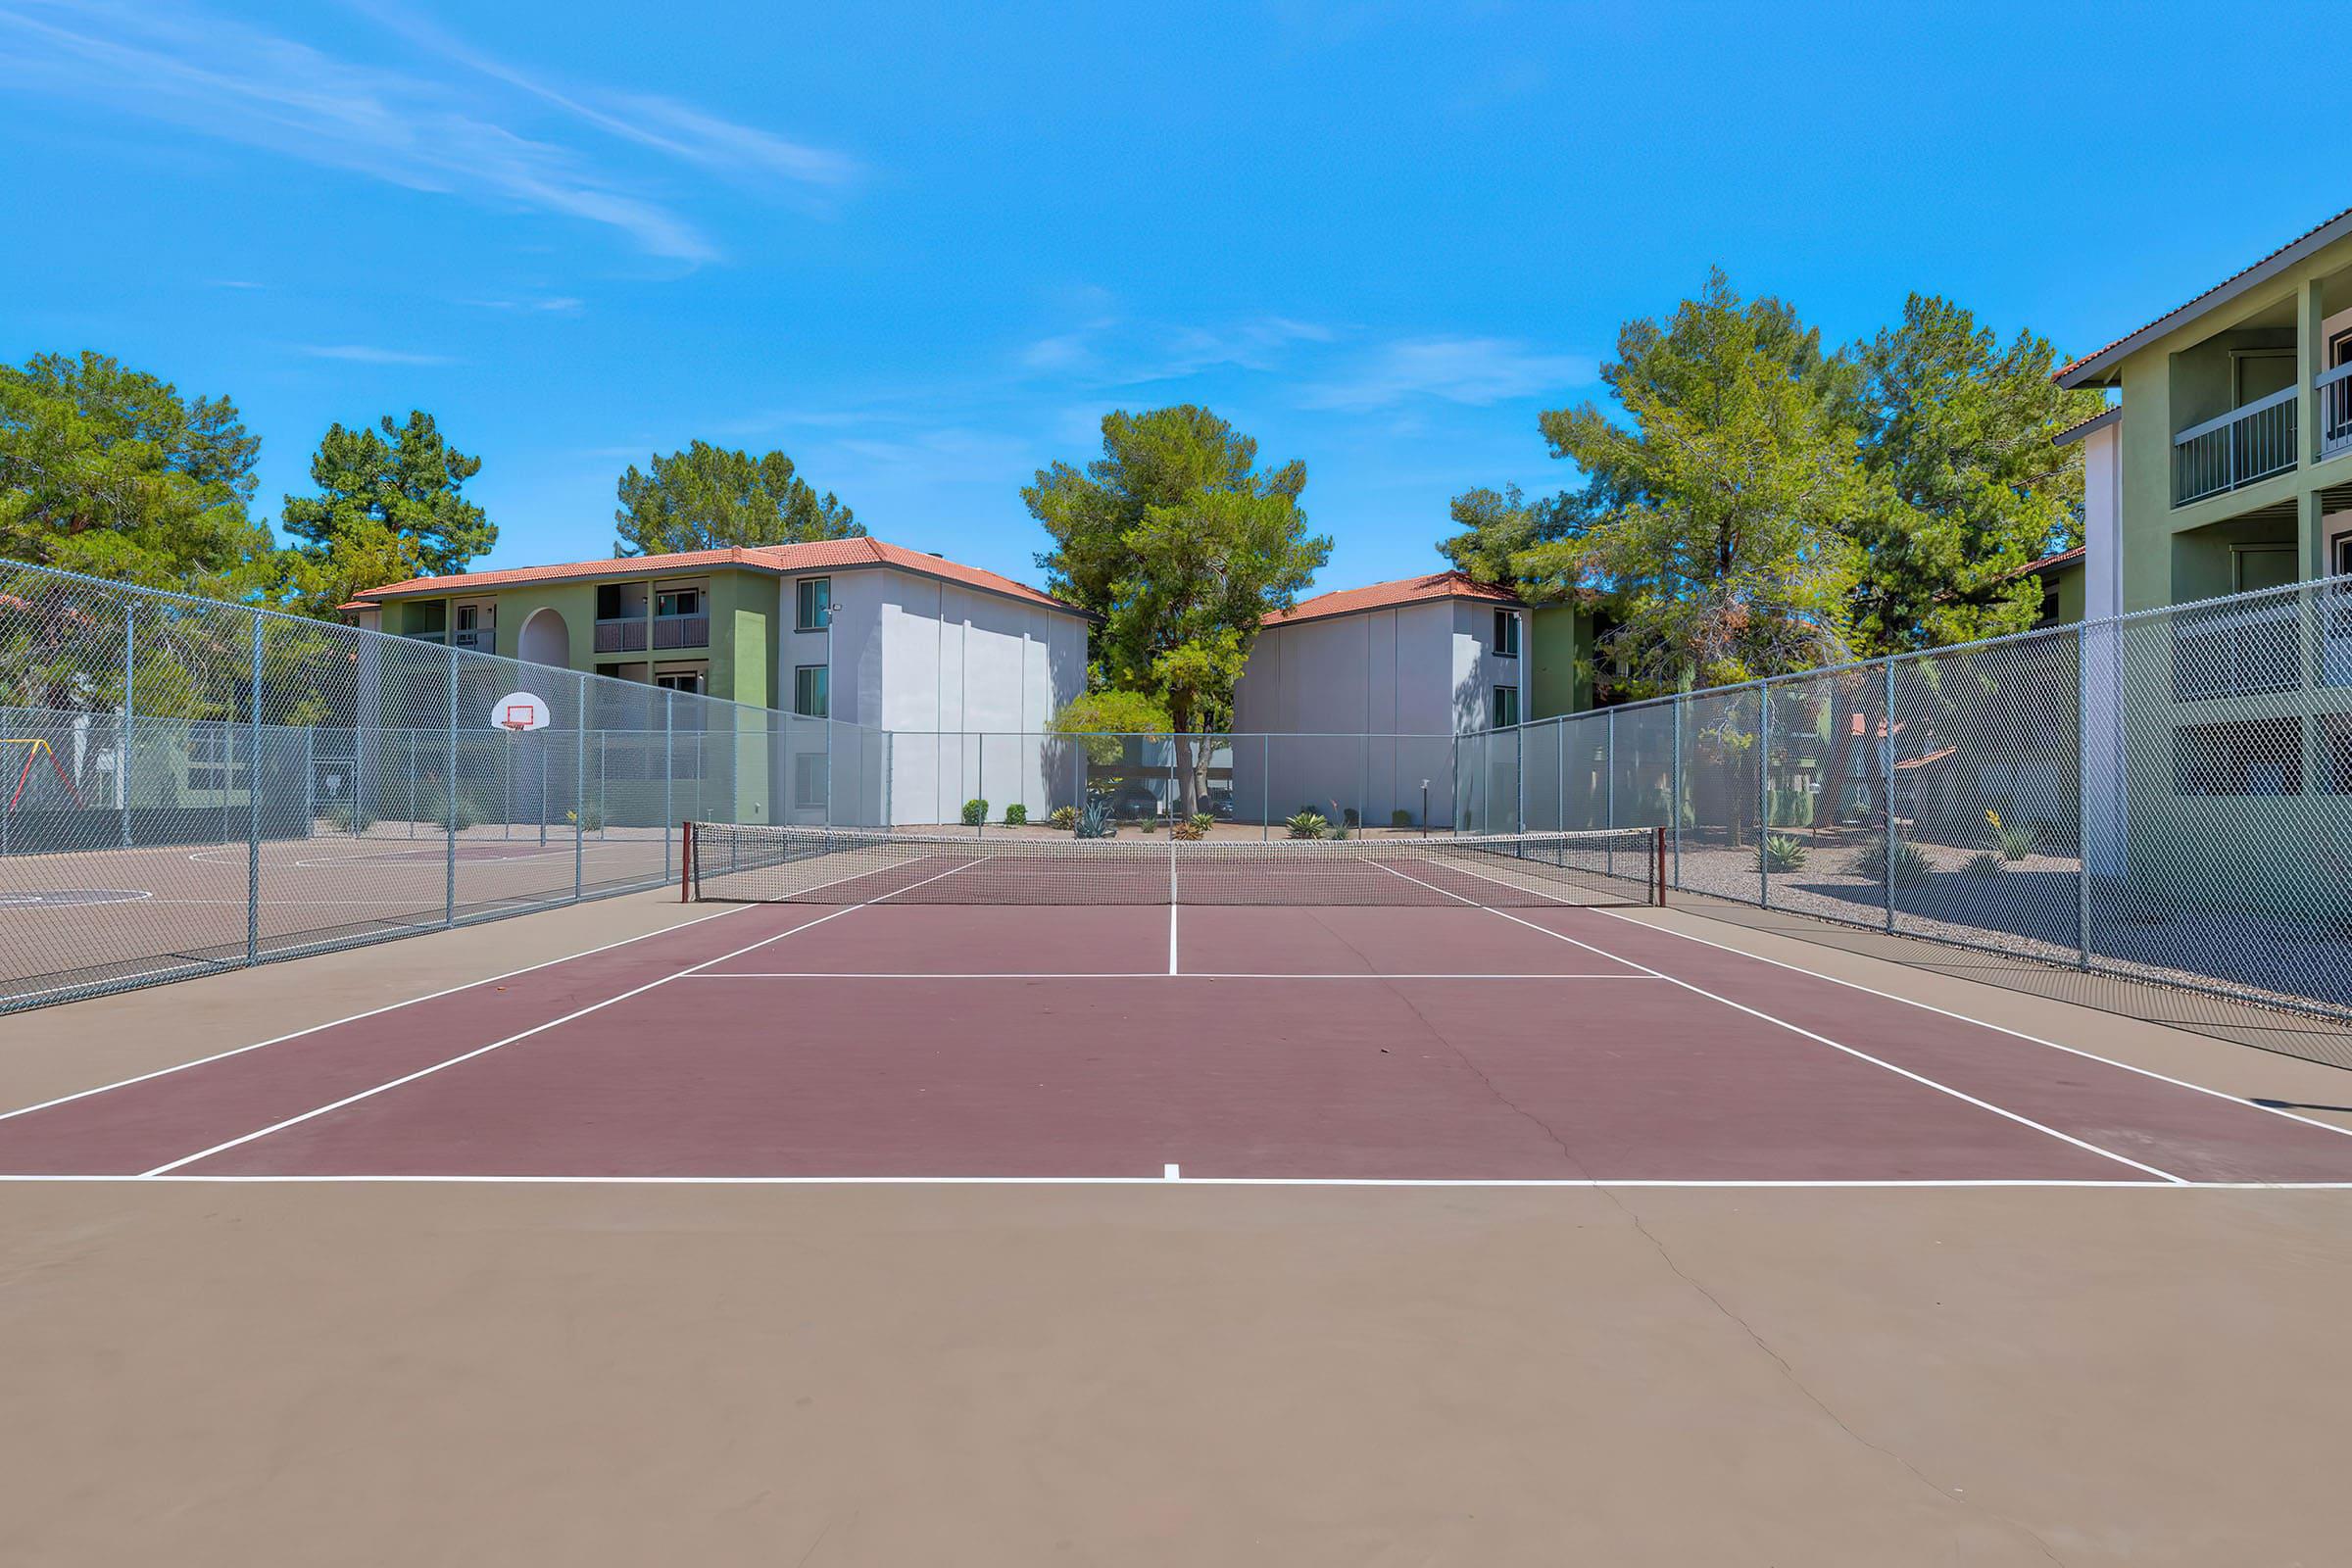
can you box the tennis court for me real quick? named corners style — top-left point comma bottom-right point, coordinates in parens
top-left (7, 825), bottom-right (2350, 1188)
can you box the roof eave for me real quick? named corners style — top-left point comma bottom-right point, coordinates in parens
top-left (2056, 206), bottom-right (2352, 388)
top-left (355, 553), bottom-right (1087, 620)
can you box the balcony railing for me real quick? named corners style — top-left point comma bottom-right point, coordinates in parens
top-left (2174, 385), bottom-right (2298, 505)
top-left (450, 627), bottom-right (491, 652)
top-left (2320, 361), bottom-right (2352, 462)
top-left (653, 613), bottom-right (709, 650)
top-left (594, 618), bottom-right (648, 654)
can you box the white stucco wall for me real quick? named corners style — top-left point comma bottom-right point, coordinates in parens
top-left (1224, 599), bottom-right (1524, 829)
top-left (779, 565), bottom-right (1085, 825)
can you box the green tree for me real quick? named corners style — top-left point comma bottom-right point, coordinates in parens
top-left (0, 351), bottom-right (270, 592)
top-left (1529, 271), bottom-right (1863, 694)
top-left (1848, 295), bottom-right (2107, 652)
top-left (1025, 406), bottom-right (1329, 813)
top-left (612, 442), bottom-right (860, 557)
top-left (1049, 686), bottom-right (1174, 766)
top-left (279, 413), bottom-right (492, 614)
top-left (1435, 484), bottom-right (1562, 585)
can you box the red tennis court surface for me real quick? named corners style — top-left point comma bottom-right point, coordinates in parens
top-left (6, 896), bottom-right (2352, 1186)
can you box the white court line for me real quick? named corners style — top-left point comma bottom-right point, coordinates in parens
top-left (1169, 903), bottom-right (1178, 976)
top-left (136, 856), bottom-right (991, 1177)
top-left (8, 1172), bottom-right (2351, 1190)
top-left (0, 904), bottom-right (754, 1125)
top-left (1587, 905), bottom-right (2352, 1150)
top-left (1364, 858), bottom-right (2188, 1184)
top-left (681, 971), bottom-right (1664, 980)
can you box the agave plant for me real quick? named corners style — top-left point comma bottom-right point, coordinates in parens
top-left (1074, 800), bottom-right (1116, 839)
top-left (1763, 833), bottom-right (1807, 873)
top-left (1285, 810), bottom-right (1328, 840)
top-left (1984, 808), bottom-right (2039, 861)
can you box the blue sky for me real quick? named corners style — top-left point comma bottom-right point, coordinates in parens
top-left (2, 0), bottom-right (2346, 594)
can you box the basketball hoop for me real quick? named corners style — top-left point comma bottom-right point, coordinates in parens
top-left (489, 691), bottom-right (551, 733)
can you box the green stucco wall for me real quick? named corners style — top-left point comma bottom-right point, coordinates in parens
top-left (1528, 604), bottom-right (1594, 719)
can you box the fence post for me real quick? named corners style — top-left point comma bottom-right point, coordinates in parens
top-left (1555, 715), bottom-right (1565, 839)
top-left (574, 671), bottom-right (586, 901)
top-left (120, 611), bottom-right (133, 848)
top-left (302, 723), bottom-right (316, 840)
top-left (1260, 733), bottom-right (1269, 841)
top-left (1514, 723), bottom-right (1526, 839)
top-left (444, 646), bottom-right (458, 927)
top-left (1756, 680), bottom-right (1771, 907)
top-left (2077, 621), bottom-right (2092, 970)
top-left (976, 733), bottom-right (987, 837)
top-left (662, 688), bottom-right (674, 884)
top-left (1882, 659), bottom-right (1897, 933)
top-left (1670, 695), bottom-right (1683, 893)
top-left (1605, 707), bottom-right (1616, 878)
top-left (246, 614), bottom-right (264, 966)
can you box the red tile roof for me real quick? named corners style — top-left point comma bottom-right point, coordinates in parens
top-left (2019, 545), bottom-right (2086, 575)
top-left (347, 537), bottom-right (1081, 614)
top-left (1265, 570), bottom-right (1524, 626)
top-left (2056, 205), bottom-right (2352, 386)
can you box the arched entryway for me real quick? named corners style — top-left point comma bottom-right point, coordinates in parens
top-left (517, 606), bottom-right (569, 668)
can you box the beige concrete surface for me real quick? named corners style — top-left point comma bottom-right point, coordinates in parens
top-left (2, 1182), bottom-right (2349, 1566)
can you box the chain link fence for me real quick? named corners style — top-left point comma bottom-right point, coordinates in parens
top-left (1460, 576), bottom-right (2352, 1067)
top-left (14, 555), bottom-right (2352, 1062)
top-left (0, 559), bottom-right (889, 1010)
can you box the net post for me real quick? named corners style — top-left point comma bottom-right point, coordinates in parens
top-left (680, 819), bottom-right (693, 903)
top-left (1654, 824), bottom-right (1667, 906)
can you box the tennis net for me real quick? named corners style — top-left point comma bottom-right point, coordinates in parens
top-left (683, 823), bottom-right (1666, 907)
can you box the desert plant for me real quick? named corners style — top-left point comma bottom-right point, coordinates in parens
top-left (1891, 839), bottom-right (1935, 889)
top-left (1074, 800), bottom-right (1115, 838)
top-left (961, 798), bottom-right (988, 827)
top-left (1004, 803), bottom-right (1028, 827)
top-left (1763, 833), bottom-right (1807, 873)
top-left (320, 801), bottom-right (373, 834)
top-left (1190, 811), bottom-right (1213, 832)
top-left (1984, 808), bottom-right (2038, 861)
top-left (566, 804), bottom-right (607, 833)
top-left (1141, 816), bottom-right (1158, 833)
top-left (1960, 850), bottom-right (2006, 879)
top-left (1391, 808), bottom-right (1413, 829)
top-left (1171, 816), bottom-right (1206, 841)
top-left (1340, 807), bottom-right (1359, 829)
top-left (1048, 805), bottom-right (1078, 831)
top-left (1285, 810), bottom-right (1328, 840)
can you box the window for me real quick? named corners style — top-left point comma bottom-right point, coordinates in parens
top-left (796, 577), bottom-right (831, 631)
top-left (596, 584), bottom-right (626, 619)
top-left (794, 663), bottom-right (829, 718)
top-left (1493, 610), bottom-right (1519, 658)
top-left (2334, 535), bottom-right (2352, 577)
top-left (2174, 717), bottom-right (2301, 796)
top-left (186, 727), bottom-right (249, 794)
top-left (654, 666), bottom-right (705, 697)
top-left (655, 585), bottom-right (702, 617)
top-left (1492, 685), bottom-right (1520, 728)
top-left (455, 604), bottom-right (478, 632)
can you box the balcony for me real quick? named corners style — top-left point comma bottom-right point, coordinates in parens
top-left (2321, 361), bottom-right (2352, 462)
top-left (653, 613), bottom-right (709, 650)
top-left (595, 618), bottom-right (648, 654)
top-left (450, 627), bottom-right (492, 652)
top-left (2174, 386), bottom-right (2298, 505)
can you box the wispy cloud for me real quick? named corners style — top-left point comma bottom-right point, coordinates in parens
top-left (462, 295), bottom-right (586, 315)
top-left (1017, 309), bottom-right (1334, 387)
top-left (0, 0), bottom-right (858, 262)
top-left (298, 343), bottom-right (456, 366)
top-left (1298, 336), bottom-right (1593, 411)
top-left (206, 278), bottom-right (265, 290)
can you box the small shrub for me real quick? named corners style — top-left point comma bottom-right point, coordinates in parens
top-left (1286, 810), bottom-right (1328, 840)
top-left (1340, 807), bottom-right (1359, 829)
top-left (1764, 833), bottom-right (1807, 873)
top-left (1074, 800), bottom-right (1115, 839)
top-left (961, 798), bottom-right (988, 827)
top-left (1171, 817), bottom-right (1206, 841)
top-left (1190, 811), bottom-right (1213, 832)
top-left (1891, 839), bottom-right (1935, 889)
top-left (1048, 805), bottom-right (1078, 831)
top-left (1140, 816), bottom-right (1158, 833)
top-left (1004, 803), bottom-right (1028, 827)
top-left (1960, 850), bottom-right (2006, 879)
top-left (1391, 808), bottom-right (1413, 829)
top-left (1984, 808), bottom-right (2038, 861)
top-left (320, 801), bottom-right (373, 834)
top-left (566, 805), bottom-right (607, 833)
